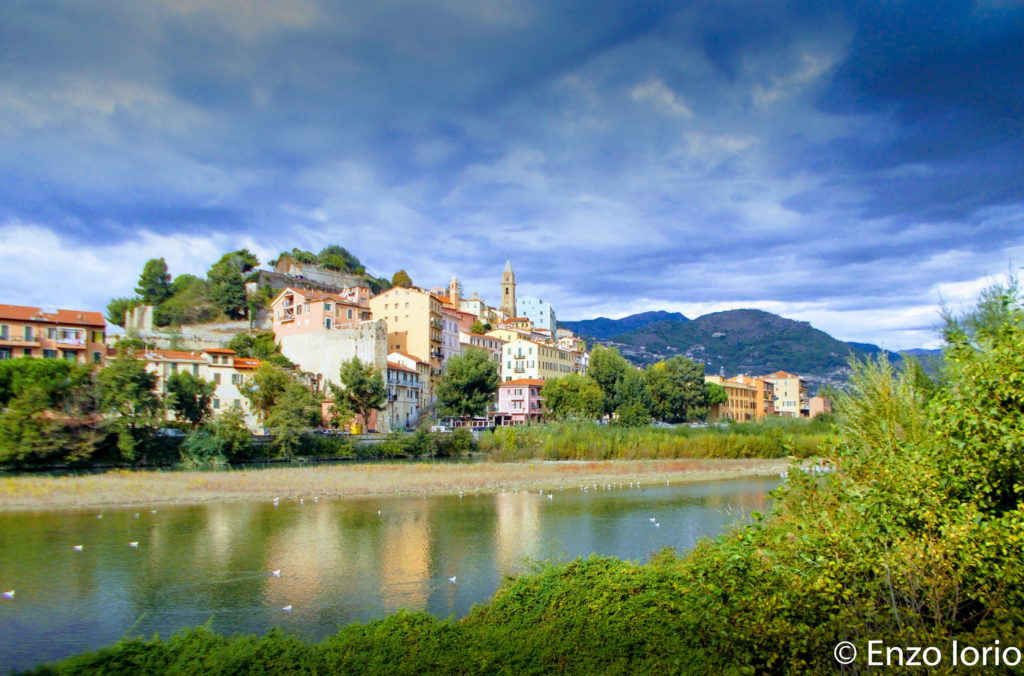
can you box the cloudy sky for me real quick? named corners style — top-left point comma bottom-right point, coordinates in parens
top-left (2, 0), bottom-right (1023, 349)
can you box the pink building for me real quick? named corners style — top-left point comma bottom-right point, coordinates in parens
top-left (271, 287), bottom-right (371, 338)
top-left (808, 396), bottom-right (832, 418)
top-left (496, 378), bottom-right (545, 425)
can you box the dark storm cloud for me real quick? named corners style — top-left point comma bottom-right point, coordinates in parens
top-left (2, 0), bottom-right (1023, 347)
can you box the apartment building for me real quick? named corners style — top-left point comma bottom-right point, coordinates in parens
top-left (385, 359), bottom-right (422, 430)
top-left (518, 295), bottom-right (558, 333)
top-left (495, 378), bottom-right (545, 425)
top-left (705, 375), bottom-right (759, 422)
top-left (727, 374), bottom-right (776, 420)
top-left (0, 304), bottom-right (107, 365)
top-left (763, 371), bottom-right (808, 417)
top-left (501, 338), bottom-right (576, 382)
top-left (369, 287), bottom-right (444, 397)
top-left (135, 347), bottom-right (261, 429)
top-left (270, 287), bottom-right (371, 337)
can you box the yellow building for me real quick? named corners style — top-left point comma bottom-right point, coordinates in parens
top-left (705, 375), bottom-right (759, 422)
top-left (501, 338), bottom-right (576, 382)
top-left (763, 371), bottom-right (807, 417)
top-left (369, 287), bottom-right (443, 398)
top-left (727, 374), bottom-right (775, 419)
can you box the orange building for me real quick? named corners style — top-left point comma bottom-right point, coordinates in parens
top-left (727, 374), bottom-right (776, 419)
top-left (0, 304), bottom-right (106, 365)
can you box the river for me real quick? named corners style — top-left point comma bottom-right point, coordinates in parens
top-left (0, 476), bottom-right (776, 671)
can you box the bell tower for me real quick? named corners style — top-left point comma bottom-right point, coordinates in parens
top-left (448, 275), bottom-right (461, 306)
top-left (501, 260), bottom-right (516, 319)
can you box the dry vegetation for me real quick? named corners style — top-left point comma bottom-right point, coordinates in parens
top-left (0, 458), bottom-right (788, 512)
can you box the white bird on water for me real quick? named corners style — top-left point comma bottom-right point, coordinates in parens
top-left (655, 523), bottom-right (660, 528)
top-left (649, 517), bottom-right (656, 523)
top-left (2, 590), bottom-right (14, 599)
top-left (134, 513), bottom-right (139, 518)
top-left (129, 541), bottom-right (138, 548)
top-left (547, 494), bottom-right (553, 500)
top-left (282, 605), bottom-right (292, 612)
top-left (448, 576), bottom-right (457, 584)
top-left (151, 510), bottom-right (157, 514)
top-left (96, 514), bottom-right (103, 519)
top-left (73, 545), bottom-right (84, 552)
top-left (272, 569), bottom-right (281, 578)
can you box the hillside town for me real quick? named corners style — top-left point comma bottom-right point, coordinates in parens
top-left (0, 257), bottom-right (830, 433)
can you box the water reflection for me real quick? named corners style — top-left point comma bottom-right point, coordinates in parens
top-left (0, 477), bottom-right (776, 672)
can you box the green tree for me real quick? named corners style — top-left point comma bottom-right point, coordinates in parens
top-left (208, 265), bottom-right (248, 319)
top-left (98, 351), bottom-right (162, 460)
top-left (705, 381), bottom-right (727, 411)
top-left (240, 363), bottom-right (292, 425)
top-left (153, 275), bottom-right (218, 326)
top-left (613, 368), bottom-right (651, 426)
top-left (106, 297), bottom-right (140, 327)
top-left (165, 372), bottom-right (215, 428)
top-left (587, 345), bottom-right (630, 415)
top-left (317, 245), bottom-right (361, 272)
top-left (541, 374), bottom-right (604, 421)
top-left (227, 331), bottom-right (294, 368)
top-left (136, 258), bottom-right (172, 305)
top-left (391, 269), bottom-right (413, 288)
top-left (647, 356), bottom-right (710, 422)
top-left (264, 383), bottom-right (322, 458)
top-left (470, 320), bottom-right (485, 334)
top-left (328, 357), bottom-right (387, 430)
top-left (435, 348), bottom-right (500, 419)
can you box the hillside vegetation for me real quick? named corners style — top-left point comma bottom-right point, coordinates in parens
top-left (32, 282), bottom-right (1024, 674)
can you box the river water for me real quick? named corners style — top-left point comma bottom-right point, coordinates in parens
top-left (0, 476), bottom-right (776, 671)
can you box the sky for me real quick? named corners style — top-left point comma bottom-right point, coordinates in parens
top-left (2, 0), bottom-right (1023, 350)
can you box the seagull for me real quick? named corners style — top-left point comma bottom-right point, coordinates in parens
top-left (282, 605), bottom-right (292, 612)
top-left (650, 518), bottom-right (656, 522)
top-left (96, 514), bottom-right (103, 519)
top-left (377, 509), bottom-right (381, 515)
top-left (300, 498), bottom-right (304, 505)
top-left (151, 510), bottom-right (157, 514)
top-left (134, 513), bottom-right (139, 518)
top-left (73, 545), bottom-right (84, 552)
top-left (547, 494), bottom-right (553, 500)
top-left (314, 497), bottom-right (319, 503)
top-left (2, 590), bottom-right (13, 599)
top-left (129, 541), bottom-right (138, 548)
top-left (655, 523), bottom-right (660, 528)
top-left (448, 576), bottom-right (457, 583)
top-left (271, 569), bottom-right (281, 578)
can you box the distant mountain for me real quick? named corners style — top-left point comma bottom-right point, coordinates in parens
top-left (566, 308), bottom-right (905, 389)
top-left (560, 311), bottom-right (688, 340)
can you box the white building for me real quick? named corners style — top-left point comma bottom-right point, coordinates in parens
top-left (518, 296), bottom-right (558, 333)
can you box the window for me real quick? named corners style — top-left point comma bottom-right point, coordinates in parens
top-left (43, 349), bottom-right (57, 359)
top-left (347, 308), bottom-right (353, 319)
top-left (325, 318), bottom-right (332, 329)
top-left (210, 355), bottom-right (219, 364)
top-left (0, 348), bottom-right (10, 360)
top-left (47, 328), bottom-right (57, 339)
top-left (62, 350), bottom-right (76, 361)
top-left (233, 399), bottom-right (241, 409)
top-left (24, 326), bottom-right (32, 341)
top-left (212, 397), bottom-right (220, 409)
top-left (92, 351), bottom-right (102, 364)
top-left (0, 325), bottom-right (7, 340)
top-left (231, 373), bottom-right (242, 385)
top-left (324, 303), bottom-right (332, 312)
top-left (92, 331), bottom-right (104, 343)
top-left (192, 364), bottom-right (200, 376)
top-left (170, 363), bottom-right (177, 374)
top-left (23, 348), bottom-right (32, 357)
top-left (213, 373), bottom-right (221, 385)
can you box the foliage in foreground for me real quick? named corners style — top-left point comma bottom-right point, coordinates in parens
top-left (29, 281), bottom-right (1024, 673)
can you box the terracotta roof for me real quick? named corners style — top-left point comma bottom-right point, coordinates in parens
top-left (203, 348), bottom-right (236, 354)
top-left (501, 378), bottom-right (546, 387)
top-left (233, 358), bottom-right (260, 369)
top-left (765, 371), bottom-right (800, 378)
top-left (387, 360), bottom-right (419, 375)
top-left (137, 349), bottom-right (205, 362)
top-left (388, 350), bottom-right (429, 366)
top-left (0, 304), bottom-right (105, 326)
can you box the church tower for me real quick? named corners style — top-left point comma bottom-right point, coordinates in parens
top-left (501, 260), bottom-right (516, 319)
top-left (448, 274), bottom-right (461, 306)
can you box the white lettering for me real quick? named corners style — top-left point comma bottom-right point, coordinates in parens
top-left (922, 646), bottom-right (942, 666)
top-left (1004, 647), bottom-right (1021, 667)
top-left (960, 646), bottom-right (979, 667)
top-left (868, 640), bottom-right (884, 666)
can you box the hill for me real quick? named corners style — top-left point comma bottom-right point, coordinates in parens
top-left (559, 311), bottom-right (688, 340)
top-left (564, 308), bottom-right (903, 389)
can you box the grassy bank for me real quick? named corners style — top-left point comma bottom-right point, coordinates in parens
top-left (0, 457), bottom-right (787, 512)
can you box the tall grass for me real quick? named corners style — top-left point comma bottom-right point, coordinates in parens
top-left (479, 419), bottom-right (831, 461)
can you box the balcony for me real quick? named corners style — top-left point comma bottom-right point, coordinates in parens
top-left (0, 336), bottom-right (41, 348)
top-left (56, 339), bottom-right (87, 350)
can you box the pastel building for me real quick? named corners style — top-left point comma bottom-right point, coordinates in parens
top-left (460, 332), bottom-right (505, 373)
top-left (501, 338), bottom-right (577, 382)
top-left (270, 287), bottom-right (371, 337)
top-left (440, 307), bottom-right (463, 369)
top-left (518, 296), bottom-right (557, 333)
top-left (496, 378), bottom-right (545, 425)
top-left (135, 347), bottom-right (261, 429)
top-left (385, 359), bottom-right (423, 430)
top-left (705, 375), bottom-right (759, 422)
top-left (808, 395), bottom-right (832, 419)
top-left (0, 304), bottom-right (106, 365)
top-left (763, 371), bottom-right (808, 417)
top-left (727, 374), bottom-right (775, 420)
top-left (369, 287), bottom-right (445, 397)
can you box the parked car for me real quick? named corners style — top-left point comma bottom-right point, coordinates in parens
top-left (430, 425), bottom-right (449, 433)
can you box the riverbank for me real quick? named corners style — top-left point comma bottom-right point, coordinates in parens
top-left (0, 457), bottom-right (789, 512)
